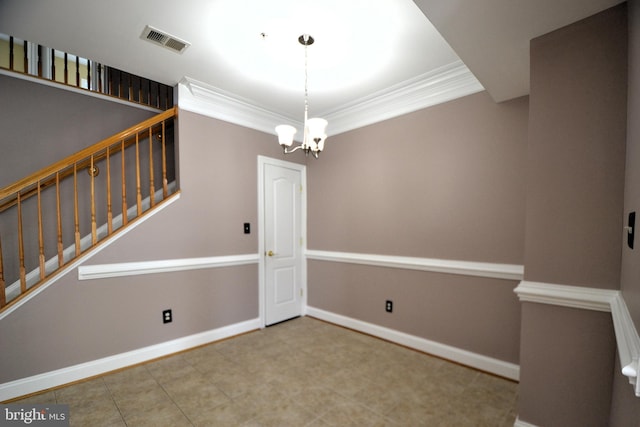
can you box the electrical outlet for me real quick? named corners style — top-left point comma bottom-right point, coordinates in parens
top-left (162, 309), bottom-right (172, 324)
top-left (386, 300), bottom-right (393, 313)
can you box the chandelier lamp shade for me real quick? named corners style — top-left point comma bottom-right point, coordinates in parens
top-left (275, 34), bottom-right (328, 158)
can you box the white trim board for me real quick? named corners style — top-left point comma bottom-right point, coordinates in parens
top-left (306, 250), bottom-right (524, 281)
top-left (306, 306), bottom-right (520, 381)
top-left (0, 317), bottom-right (261, 402)
top-left (514, 280), bottom-right (640, 397)
top-left (178, 60), bottom-right (483, 138)
top-left (514, 417), bottom-right (539, 427)
top-left (78, 254), bottom-right (259, 281)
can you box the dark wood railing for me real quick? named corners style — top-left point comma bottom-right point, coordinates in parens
top-left (0, 107), bottom-right (179, 311)
top-left (0, 34), bottom-right (173, 110)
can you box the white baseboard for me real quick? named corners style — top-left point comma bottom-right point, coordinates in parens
top-left (306, 306), bottom-right (520, 381)
top-left (514, 417), bottom-right (538, 427)
top-left (0, 317), bottom-right (260, 402)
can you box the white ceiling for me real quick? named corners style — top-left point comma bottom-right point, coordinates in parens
top-left (0, 0), bottom-right (625, 133)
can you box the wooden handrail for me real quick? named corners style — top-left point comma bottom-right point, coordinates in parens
top-left (0, 106), bottom-right (177, 201)
top-left (0, 107), bottom-right (178, 309)
top-left (0, 127), bottom-right (164, 213)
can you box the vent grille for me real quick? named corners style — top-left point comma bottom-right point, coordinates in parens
top-left (141, 25), bottom-right (190, 54)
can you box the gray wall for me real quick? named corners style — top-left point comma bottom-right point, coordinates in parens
top-left (0, 109), bottom-right (299, 383)
top-left (0, 76), bottom-right (173, 287)
top-left (307, 91), bottom-right (528, 365)
top-left (519, 4), bottom-right (627, 426)
top-left (0, 75), bottom-right (156, 187)
top-left (611, 0), bottom-right (640, 424)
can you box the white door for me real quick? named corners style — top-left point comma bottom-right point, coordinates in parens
top-left (262, 159), bottom-right (304, 326)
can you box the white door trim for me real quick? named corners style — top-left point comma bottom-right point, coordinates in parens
top-left (258, 156), bottom-right (307, 328)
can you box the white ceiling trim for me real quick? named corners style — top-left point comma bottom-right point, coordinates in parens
top-left (321, 61), bottom-right (484, 135)
top-left (178, 61), bottom-right (483, 137)
top-left (178, 77), bottom-right (298, 136)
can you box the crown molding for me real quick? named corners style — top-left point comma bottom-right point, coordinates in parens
top-left (178, 77), bottom-right (300, 136)
top-left (177, 61), bottom-right (483, 137)
top-left (320, 61), bottom-right (484, 135)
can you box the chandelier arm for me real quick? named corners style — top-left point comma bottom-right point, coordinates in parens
top-left (283, 145), bottom-right (306, 154)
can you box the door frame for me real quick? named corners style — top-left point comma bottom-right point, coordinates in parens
top-left (257, 155), bottom-right (307, 328)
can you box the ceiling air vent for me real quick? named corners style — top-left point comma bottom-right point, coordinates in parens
top-left (141, 25), bottom-right (190, 54)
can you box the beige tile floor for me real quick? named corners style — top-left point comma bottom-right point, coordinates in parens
top-left (12, 316), bottom-right (518, 426)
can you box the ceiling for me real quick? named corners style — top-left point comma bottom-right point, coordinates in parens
top-left (0, 0), bottom-right (625, 134)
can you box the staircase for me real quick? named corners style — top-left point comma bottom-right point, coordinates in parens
top-left (0, 107), bottom-right (179, 312)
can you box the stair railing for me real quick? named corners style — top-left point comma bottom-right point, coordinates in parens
top-left (0, 106), bottom-right (179, 310)
top-left (0, 33), bottom-right (174, 110)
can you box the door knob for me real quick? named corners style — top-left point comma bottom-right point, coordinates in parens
top-left (267, 250), bottom-right (274, 257)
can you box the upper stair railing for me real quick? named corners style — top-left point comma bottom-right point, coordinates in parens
top-left (0, 33), bottom-right (173, 110)
top-left (0, 107), bottom-right (179, 311)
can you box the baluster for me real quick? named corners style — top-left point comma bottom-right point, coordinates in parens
top-left (87, 59), bottom-right (91, 91)
top-left (149, 128), bottom-right (155, 207)
top-left (51, 48), bottom-right (56, 81)
top-left (107, 67), bottom-right (113, 96)
top-left (23, 41), bottom-right (27, 74)
top-left (135, 134), bottom-right (142, 215)
top-left (106, 146), bottom-right (113, 234)
top-left (156, 82), bottom-right (160, 108)
top-left (129, 73), bottom-right (134, 101)
top-left (73, 164), bottom-right (81, 256)
top-left (56, 172), bottom-right (64, 267)
top-left (0, 235), bottom-right (5, 307)
top-left (64, 52), bottom-right (68, 85)
top-left (138, 76), bottom-right (143, 104)
top-left (119, 70), bottom-right (124, 99)
top-left (161, 121), bottom-right (168, 198)
top-left (121, 139), bottom-right (128, 226)
top-left (90, 155), bottom-right (97, 245)
top-left (9, 36), bottom-right (14, 71)
top-left (97, 64), bottom-right (103, 93)
top-left (36, 181), bottom-right (45, 279)
top-left (37, 44), bottom-right (42, 77)
top-left (148, 79), bottom-right (152, 106)
top-left (17, 192), bottom-right (26, 293)
top-left (75, 56), bottom-right (80, 87)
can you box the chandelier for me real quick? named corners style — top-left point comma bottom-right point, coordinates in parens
top-left (275, 34), bottom-right (328, 158)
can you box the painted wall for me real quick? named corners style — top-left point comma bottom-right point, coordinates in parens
top-left (610, 0), bottom-right (640, 424)
top-left (0, 75), bottom-right (174, 290)
top-left (0, 108), bottom-right (299, 384)
top-left (306, 91), bottom-right (528, 365)
top-left (0, 74), bottom-right (156, 187)
top-left (518, 5), bottom-right (627, 426)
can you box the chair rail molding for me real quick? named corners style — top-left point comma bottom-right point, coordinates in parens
top-left (78, 254), bottom-right (259, 281)
top-left (514, 280), bottom-right (640, 397)
top-left (306, 249), bottom-right (523, 281)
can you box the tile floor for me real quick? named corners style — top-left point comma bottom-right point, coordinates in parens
top-left (12, 316), bottom-right (518, 426)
